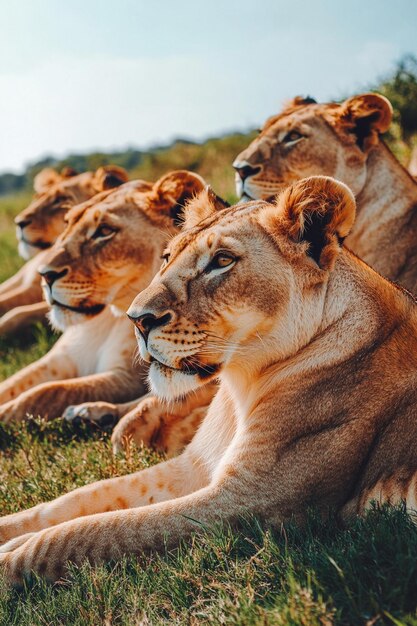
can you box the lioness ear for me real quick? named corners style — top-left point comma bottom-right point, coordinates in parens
top-left (93, 165), bottom-right (129, 191)
top-left (33, 168), bottom-right (63, 193)
top-left (338, 93), bottom-right (393, 151)
top-left (60, 166), bottom-right (78, 178)
top-left (284, 95), bottom-right (317, 109)
top-left (151, 170), bottom-right (216, 227)
top-left (182, 186), bottom-right (229, 229)
top-left (275, 176), bottom-right (356, 270)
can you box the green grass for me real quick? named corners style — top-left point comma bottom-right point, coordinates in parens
top-left (129, 132), bottom-right (257, 204)
top-left (1, 139), bottom-right (417, 625)
top-left (0, 191), bottom-right (31, 284)
top-left (0, 419), bottom-right (416, 626)
top-left (0, 417), bottom-right (417, 625)
top-left (0, 191), bottom-right (58, 379)
top-left (0, 324), bottom-right (57, 382)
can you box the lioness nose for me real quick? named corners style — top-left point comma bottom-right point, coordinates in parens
top-left (38, 267), bottom-right (68, 287)
top-left (128, 311), bottom-right (172, 341)
top-left (15, 217), bottom-right (31, 229)
top-left (232, 162), bottom-right (261, 182)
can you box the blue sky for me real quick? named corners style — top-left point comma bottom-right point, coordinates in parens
top-left (1, 0), bottom-right (416, 173)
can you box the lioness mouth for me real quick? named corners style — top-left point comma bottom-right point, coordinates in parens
top-left (20, 236), bottom-right (52, 250)
top-left (240, 191), bottom-right (254, 201)
top-left (52, 299), bottom-right (105, 316)
top-left (152, 356), bottom-right (219, 380)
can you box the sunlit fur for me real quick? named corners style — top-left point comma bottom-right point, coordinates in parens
top-left (0, 165), bottom-right (129, 334)
top-left (109, 383), bottom-right (217, 456)
top-left (234, 93), bottom-right (417, 292)
top-left (0, 171), bottom-right (208, 424)
top-left (63, 188), bottom-right (227, 452)
top-left (129, 176), bottom-right (357, 400)
top-left (2, 176), bottom-right (417, 585)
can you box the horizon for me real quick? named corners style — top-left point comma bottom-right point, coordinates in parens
top-left (1, 126), bottom-right (254, 176)
top-left (2, 0), bottom-right (417, 175)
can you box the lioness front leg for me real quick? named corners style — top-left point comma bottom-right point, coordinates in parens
top-left (0, 272), bottom-right (23, 297)
top-left (0, 470), bottom-right (252, 584)
top-left (0, 348), bottom-right (77, 406)
top-left (0, 283), bottom-right (43, 316)
top-left (0, 370), bottom-right (141, 423)
top-left (0, 254), bottom-right (43, 297)
top-left (0, 301), bottom-right (49, 336)
top-left (111, 386), bottom-right (215, 456)
top-left (0, 452), bottom-right (206, 546)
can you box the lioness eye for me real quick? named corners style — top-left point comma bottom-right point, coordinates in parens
top-left (206, 252), bottom-right (236, 272)
top-left (216, 255), bottom-right (234, 267)
top-left (54, 196), bottom-right (68, 204)
top-left (92, 224), bottom-right (115, 239)
top-left (161, 252), bottom-right (170, 265)
top-left (52, 195), bottom-right (69, 208)
top-left (283, 130), bottom-right (303, 143)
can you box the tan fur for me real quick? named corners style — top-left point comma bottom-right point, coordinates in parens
top-left (409, 145), bottom-right (417, 178)
top-left (0, 302), bottom-right (50, 336)
top-left (233, 93), bottom-right (417, 292)
top-left (0, 166), bottom-right (129, 335)
top-left (1, 176), bottom-right (417, 584)
top-left (0, 171), bottom-right (207, 423)
top-left (64, 383), bottom-right (215, 457)
top-left (110, 383), bottom-right (216, 455)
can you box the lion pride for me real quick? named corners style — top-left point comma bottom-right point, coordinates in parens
top-left (1, 175), bottom-right (417, 584)
top-left (233, 93), bottom-right (417, 293)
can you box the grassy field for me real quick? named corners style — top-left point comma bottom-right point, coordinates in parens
top-left (1, 142), bottom-right (417, 625)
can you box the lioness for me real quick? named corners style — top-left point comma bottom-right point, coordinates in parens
top-left (0, 165), bottom-right (129, 334)
top-left (234, 93), bottom-right (417, 292)
top-left (1, 175), bottom-right (417, 584)
top-left (0, 171), bottom-right (210, 424)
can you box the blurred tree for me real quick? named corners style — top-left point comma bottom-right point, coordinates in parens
top-left (1, 56), bottom-right (417, 196)
top-left (0, 173), bottom-right (25, 195)
top-left (374, 55), bottom-right (417, 171)
top-left (377, 55), bottom-right (417, 141)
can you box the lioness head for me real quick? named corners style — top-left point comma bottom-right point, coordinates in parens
top-left (39, 171), bottom-right (217, 331)
top-left (233, 93), bottom-right (392, 201)
top-left (128, 176), bottom-right (355, 399)
top-left (15, 166), bottom-right (129, 260)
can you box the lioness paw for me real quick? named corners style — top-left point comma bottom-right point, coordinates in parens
top-left (0, 539), bottom-right (55, 586)
top-left (63, 402), bottom-right (118, 426)
top-left (0, 517), bottom-right (117, 585)
top-left (0, 532), bottom-right (37, 554)
top-left (0, 400), bottom-right (26, 424)
top-left (111, 396), bottom-right (162, 454)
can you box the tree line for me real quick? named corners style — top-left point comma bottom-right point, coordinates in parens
top-left (1, 56), bottom-right (416, 197)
